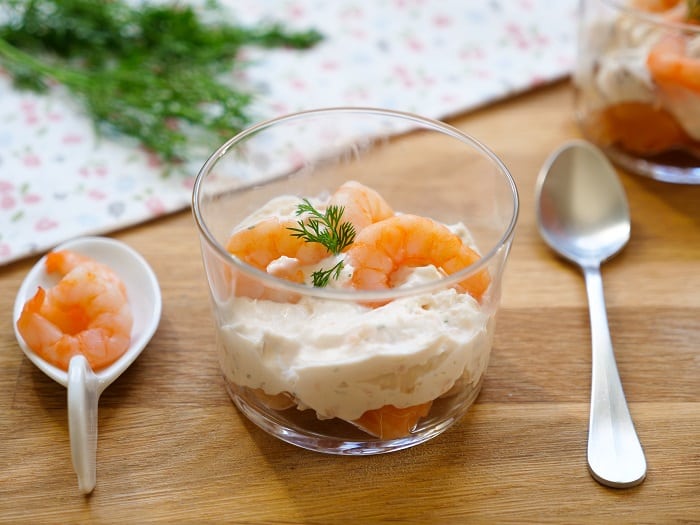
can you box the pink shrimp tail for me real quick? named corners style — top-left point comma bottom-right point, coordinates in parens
top-left (647, 33), bottom-right (700, 92)
top-left (16, 287), bottom-right (76, 370)
top-left (46, 250), bottom-right (90, 275)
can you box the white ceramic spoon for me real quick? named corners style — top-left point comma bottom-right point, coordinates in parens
top-left (13, 236), bottom-right (162, 494)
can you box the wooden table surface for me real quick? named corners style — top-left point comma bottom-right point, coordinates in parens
top-left (1, 81), bottom-right (699, 523)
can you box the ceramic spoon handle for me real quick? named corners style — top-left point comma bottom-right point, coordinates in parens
top-left (582, 265), bottom-right (646, 488)
top-left (68, 355), bottom-right (99, 494)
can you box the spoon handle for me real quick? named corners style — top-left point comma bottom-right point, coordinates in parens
top-left (582, 265), bottom-right (646, 488)
top-left (68, 355), bottom-right (99, 494)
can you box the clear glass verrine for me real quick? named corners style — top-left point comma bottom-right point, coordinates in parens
top-left (574, 0), bottom-right (700, 184)
top-left (192, 107), bottom-right (518, 454)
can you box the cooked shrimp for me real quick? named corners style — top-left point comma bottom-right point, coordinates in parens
top-left (346, 214), bottom-right (490, 301)
top-left (16, 250), bottom-right (133, 372)
top-left (225, 217), bottom-right (330, 300)
top-left (631, 0), bottom-right (681, 13)
top-left (226, 182), bottom-right (390, 277)
top-left (647, 32), bottom-right (700, 92)
top-left (226, 217), bottom-right (330, 275)
top-left (328, 180), bottom-right (394, 234)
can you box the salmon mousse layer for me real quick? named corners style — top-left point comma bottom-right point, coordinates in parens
top-left (217, 181), bottom-right (494, 440)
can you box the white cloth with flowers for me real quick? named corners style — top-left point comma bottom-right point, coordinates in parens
top-left (0, 0), bottom-right (577, 265)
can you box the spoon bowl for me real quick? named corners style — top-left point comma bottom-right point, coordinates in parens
top-left (536, 140), bottom-right (646, 488)
top-left (13, 236), bottom-right (162, 494)
top-left (536, 140), bottom-right (631, 265)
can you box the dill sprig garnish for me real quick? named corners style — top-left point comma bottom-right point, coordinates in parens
top-left (288, 199), bottom-right (356, 287)
top-left (0, 0), bottom-right (322, 163)
top-left (288, 199), bottom-right (356, 255)
top-left (311, 261), bottom-right (345, 288)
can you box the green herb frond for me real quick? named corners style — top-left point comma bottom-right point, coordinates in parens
top-left (311, 261), bottom-right (345, 288)
top-left (288, 199), bottom-right (356, 255)
top-left (287, 198), bottom-right (356, 287)
top-left (0, 0), bottom-right (322, 163)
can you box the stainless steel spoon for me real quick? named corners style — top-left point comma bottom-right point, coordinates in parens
top-left (535, 140), bottom-right (646, 488)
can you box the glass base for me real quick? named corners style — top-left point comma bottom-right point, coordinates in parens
top-left (602, 146), bottom-right (700, 185)
top-left (224, 376), bottom-right (484, 455)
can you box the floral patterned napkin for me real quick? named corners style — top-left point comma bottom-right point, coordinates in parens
top-left (0, 0), bottom-right (576, 265)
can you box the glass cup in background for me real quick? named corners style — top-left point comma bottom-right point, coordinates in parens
top-left (192, 108), bottom-right (518, 455)
top-left (574, 0), bottom-right (700, 184)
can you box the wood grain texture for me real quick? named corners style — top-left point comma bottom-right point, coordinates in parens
top-left (1, 82), bottom-right (699, 523)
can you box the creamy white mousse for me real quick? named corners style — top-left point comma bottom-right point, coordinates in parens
top-left (217, 195), bottom-right (493, 423)
top-left (219, 286), bottom-right (493, 421)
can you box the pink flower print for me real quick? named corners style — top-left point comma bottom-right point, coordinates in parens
top-left (321, 60), bottom-right (339, 71)
top-left (441, 93), bottom-right (458, 104)
top-left (21, 100), bottom-right (39, 125)
top-left (88, 189), bottom-right (107, 200)
top-left (181, 177), bottom-right (195, 191)
top-left (537, 34), bottom-right (550, 47)
top-left (145, 150), bottom-right (162, 168)
top-left (406, 37), bottom-right (424, 52)
top-left (23, 154), bottom-right (41, 167)
top-left (0, 180), bottom-right (13, 192)
top-left (287, 150), bottom-right (305, 172)
top-left (286, 3), bottom-right (305, 19)
top-left (289, 77), bottom-right (307, 91)
top-left (421, 75), bottom-right (436, 87)
top-left (1, 194), bottom-right (16, 210)
top-left (145, 196), bottom-right (166, 215)
top-left (506, 23), bottom-right (531, 50)
top-left (62, 134), bottom-right (83, 144)
top-left (0, 243), bottom-right (11, 259)
top-left (77, 165), bottom-right (108, 178)
top-left (433, 14), bottom-right (451, 27)
top-left (460, 47), bottom-right (485, 61)
top-left (35, 217), bottom-right (58, 231)
top-left (22, 193), bottom-right (41, 205)
top-left (48, 112), bottom-right (63, 122)
top-left (529, 75), bottom-right (546, 87)
top-left (393, 65), bottom-right (415, 88)
top-left (270, 102), bottom-right (289, 116)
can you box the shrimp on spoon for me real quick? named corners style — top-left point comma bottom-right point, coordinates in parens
top-left (14, 236), bottom-right (161, 494)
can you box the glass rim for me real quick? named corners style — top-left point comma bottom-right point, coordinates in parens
top-left (192, 106), bottom-right (519, 302)
top-left (601, 0), bottom-right (700, 32)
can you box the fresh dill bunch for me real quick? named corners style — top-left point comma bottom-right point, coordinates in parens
top-left (288, 198), bottom-right (356, 287)
top-left (311, 261), bottom-right (345, 288)
top-left (0, 0), bottom-right (322, 163)
top-left (288, 199), bottom-right (356, 255)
